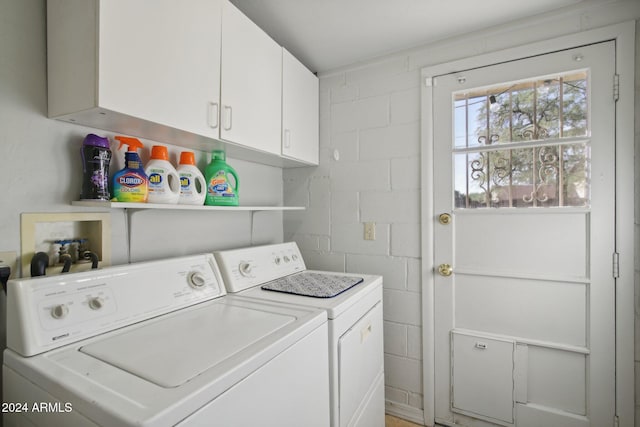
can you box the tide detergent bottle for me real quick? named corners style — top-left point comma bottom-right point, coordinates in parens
top-left (204, 150), bottom-right (239, 206)
top-left (145, 145), bottom-right (180, 204)
top-left (112, 136), bottom-right (149, 203)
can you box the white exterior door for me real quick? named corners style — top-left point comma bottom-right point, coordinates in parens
top-left (433, 41), bottom-right (616, 426)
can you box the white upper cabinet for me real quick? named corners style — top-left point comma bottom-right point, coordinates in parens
top-left (282, 49), bottom-right (319, 165)
top-left (220, 1), bottom-right (282, 156)
top-left (47, 0), bottom-right (318, 168)
top-left (48, 0), bottom-right (222, 139)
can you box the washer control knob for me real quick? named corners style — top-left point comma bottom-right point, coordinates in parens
top-left (88, 297), bottom-right (104, 310)
top-left (274, 257), bottom-right (281, 265)
top-left (51, 304), bottom-right (69, 319)
top-left (188, 272), bottom-right (207, 289)
top-left (283, 256), bottom-right (291, 263)
top-left (239, 262), bottom-right (253, 277)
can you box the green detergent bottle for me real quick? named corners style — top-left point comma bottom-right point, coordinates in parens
top-left (205, 150), bottom-right (239, 206)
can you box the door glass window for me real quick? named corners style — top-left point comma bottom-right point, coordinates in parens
top-left (453, 71), bottom-right (590, 208)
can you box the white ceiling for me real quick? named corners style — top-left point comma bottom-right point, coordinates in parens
top-left (229, 0), bottom-right (612, 73)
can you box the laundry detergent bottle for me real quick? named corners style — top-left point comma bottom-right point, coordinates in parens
top-left (80, 133), bottom-right (111, 201)
top-left (145, 145), bottom-right (180, 204)
top-left (112, 136), bottom-right (149, 203)
top-left (204, 150), bottom-right (239, 206)
top-left (177, 151), bottom-right (206, 205)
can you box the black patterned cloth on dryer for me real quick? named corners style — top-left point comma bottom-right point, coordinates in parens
top-left (261, 272), bottom-right (364, 298)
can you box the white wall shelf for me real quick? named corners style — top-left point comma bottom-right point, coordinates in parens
top-left (72, 201), bottom-right (304, 263)
top-left (72, 201), bottom-right (305, 212)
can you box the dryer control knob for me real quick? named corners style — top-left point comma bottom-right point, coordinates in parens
top-left (239, 262), bottom-right (253, 277)
top-left (88, 297), bottom-right (104, 310)
top-left (188, 272), bottom-right (206, 289)
top-left (51, 304), bottom-right (69, 319)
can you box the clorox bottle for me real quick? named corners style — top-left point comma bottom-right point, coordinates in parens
top-left (204, 150), bottom-right (239, 206)
top-left (112, 136), bottom-right (149, 203)
top-left (145, 145), bottom-right (180, 204)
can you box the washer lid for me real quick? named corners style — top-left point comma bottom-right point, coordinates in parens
top-left (80, 300), bottom-right (294, 388)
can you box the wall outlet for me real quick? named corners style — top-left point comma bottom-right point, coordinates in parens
top-left (0, 251), bottom-right (18, 279)
top-left (364, 222), bottom-right (376, 241)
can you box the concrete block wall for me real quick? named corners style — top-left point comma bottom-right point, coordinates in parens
top-left (284, 3), bottom-right (640, 424)
top-left (284, 56), bottom-right (425, 418)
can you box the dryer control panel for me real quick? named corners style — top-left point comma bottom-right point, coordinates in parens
top-left (6, 254), bottom-right (224, 357)
top-left (215, 242), bottom-right (306, 293)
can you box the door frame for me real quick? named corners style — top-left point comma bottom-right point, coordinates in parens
top-left (420, 21), bottom-right (636, 427)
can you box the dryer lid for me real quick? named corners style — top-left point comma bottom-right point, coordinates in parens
top-left (261, 272), bottom-right (363, 298)
top-left (80, 299), bottom-right (294, 388)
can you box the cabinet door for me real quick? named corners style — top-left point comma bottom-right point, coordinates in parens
top-left (220, 1), bottom-right (282, 155)
top-left (282, 49), bottom-right (319, 165)
top-left (99, 0), bottom-right (221, 138)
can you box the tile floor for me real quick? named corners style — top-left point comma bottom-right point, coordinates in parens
top-left (385, 414), bottom-right (423, 427)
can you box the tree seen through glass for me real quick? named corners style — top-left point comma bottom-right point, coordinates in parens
top-left (453, 71), bottom-right (590, 208)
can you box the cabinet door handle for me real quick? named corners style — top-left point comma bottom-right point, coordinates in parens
top-left (208, 102), bottom-right (219, 129)
top-left (284, 129), bottom-right (291, 149)
top-left (223, 105), bottom-right (232, 131)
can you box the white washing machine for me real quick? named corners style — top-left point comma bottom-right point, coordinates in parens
top-left (3, 253), bottom-right (330, 427)
top-left (214, 242), bottom-right (384, 427)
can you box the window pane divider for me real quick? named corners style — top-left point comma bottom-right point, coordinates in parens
top-left (452, 136), bottom-right (590, 155)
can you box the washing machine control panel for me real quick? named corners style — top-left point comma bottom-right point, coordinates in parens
top-left (215, 242), bottom-right (306, 293)
top-left (6, 253), bottom-right (225, 357)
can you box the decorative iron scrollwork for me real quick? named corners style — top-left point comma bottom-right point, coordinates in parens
top-left (477, 134), bottom-right (500, 145)
top-left (520, 124), bottom-right (549, 140)
top-left (523, 146), bottom-right (559, 204)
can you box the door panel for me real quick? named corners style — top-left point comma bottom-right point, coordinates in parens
top-left (339, 302), bottom-right (384, 427)
top-left (452, 332), bottom-right (515, 425)
top-left (525, 346), bottom-right (586, 414)
top-left (433, 41), bottom-right (615, 427)
top-left (455, 276), bottom-right (586, 345)
top-left (454, 211), bottom-right (589, 278)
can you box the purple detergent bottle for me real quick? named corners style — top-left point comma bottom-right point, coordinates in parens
top-left (80, 134), bottom-right (112, 200)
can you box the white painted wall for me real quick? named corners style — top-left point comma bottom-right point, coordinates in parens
top-left (0, 0), bottom-right (284, 272)
top-left (1, 0), bottom-right (639, 425)
top-left (0, 0), bottom-right (284, 403)
top-left (283, 1), bottom-right (640, 424)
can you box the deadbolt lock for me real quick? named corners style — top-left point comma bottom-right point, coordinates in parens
top-left (438, 263), bottom-right (453, 277)
top-left (438, 213), bottom-right (452, 225)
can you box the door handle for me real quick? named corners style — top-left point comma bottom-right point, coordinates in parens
top-left (438, 263), bottom-right (453, 277)
top-left (438, 213), bottom-right (452, 225)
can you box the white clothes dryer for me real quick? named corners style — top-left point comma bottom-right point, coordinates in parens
top-left (215, 242), bottom-right (384, 427)
top-left (3, 253), bottom-right (330, 427)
